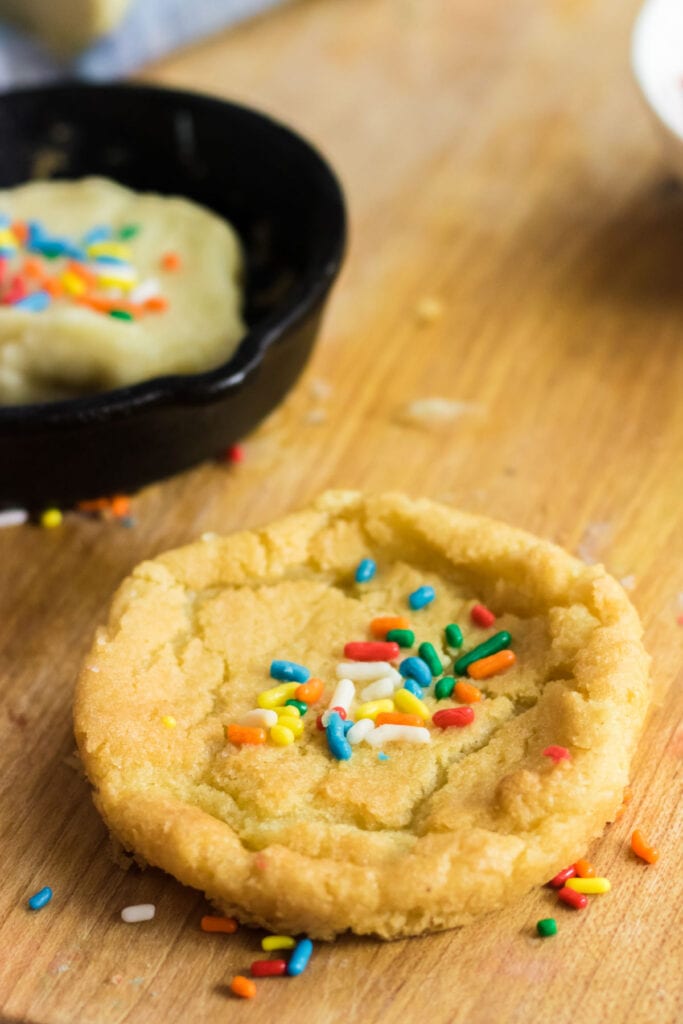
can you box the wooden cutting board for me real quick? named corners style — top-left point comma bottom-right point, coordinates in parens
top-left (1, 0), bottom-right (682, 1021)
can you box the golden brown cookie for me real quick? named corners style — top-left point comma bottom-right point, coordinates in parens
top-left (74, 492), bottom-right (649, 939)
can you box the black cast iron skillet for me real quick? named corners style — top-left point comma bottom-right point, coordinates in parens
top-left (0, 83), bottom-right (346, 507)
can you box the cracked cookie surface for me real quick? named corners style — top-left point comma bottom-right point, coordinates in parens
top-left (74, 491), bottom-right (650, 938)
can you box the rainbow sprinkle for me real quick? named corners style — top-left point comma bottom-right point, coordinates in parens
top-left (0, 217), bottom-right (173, 320)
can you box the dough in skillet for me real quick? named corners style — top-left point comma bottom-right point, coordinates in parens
top-left (0, 177), bottom-right (244, 404)
top-left (74, 491), bottom-right (649, 939)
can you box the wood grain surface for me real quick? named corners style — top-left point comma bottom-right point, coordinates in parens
top-left (2, 0), bottom-right (683, 1021)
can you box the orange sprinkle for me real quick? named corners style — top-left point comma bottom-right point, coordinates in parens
top-left (370, 616), bottom-right (411, 638)
top-left (230, 976), bottom-right (256, 999)
top-left (631, 828), bottom-right (659, 865)
top-left (467, 649), bottom-right (516, 680)
top-left (145, 295), bottom-right (169, 312)
top-left (44, 277), bottom-right (64, 298)
top-left (574, 858), bottom-right (595, 878)
top-left (11, 220), bottom-right (28, 244)
top-left (77, 497), bottom-right (111, 513)
top-left (454, 680), bottom-right (482, 703)
top-left (22, 256), bottom-right (45, 280)
top-left (77, 294), bottom-right (138, 316)
top-left (375, 711), bottom-right (423, 728)
top-left (110, 495), bottom-right (131, 518)
top-left (226, 724), bottom-right (266, 746)
top-left (295, 677), bottom-right (324, 704)
top-left (200, 915), bottom-right (238, 933)
top-left (161, 251), bottom-right (181, 272)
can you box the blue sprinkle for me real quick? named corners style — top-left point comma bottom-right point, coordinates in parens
top-left (13, 291), bottom-right (51, 312)
top-left (83, 225), bottom-right (113, 246)
top-left (27, 220), bottom-right (45, 244)
top-left (342, 719), bottom-right (354, 736)
top-left (377, 752), bottom-right (389, 762)
top-left (409, 585), bottom-right (436, 610)
top-left (93, 254), bottom-right (128, 266)
top-left (401, 677), bottom-right (423, 699)
top-left (36, 239), bottom-right (67, 259)
top-left (399, 656), bottom-right (432, 688)
top-left (0, 246), bottom-right (17, 257)
top-left (287, 938), bottom-right (313, 977)
top-left (28, 886), bottom-right (53, 910)
top-left (120, 516), bottom-right (136, 529)
top-left (325, 711), bottom-right (352, 761)
top-left (270, 659), bottom-right (310, 684)
top-left (0, 213), bottom-right (10, 227)
top-left (355, 558), bottom-right (376, 583)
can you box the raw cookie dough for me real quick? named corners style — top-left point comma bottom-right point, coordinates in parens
top-left (0, 177), bottom-right (244, 404)
top-left (74, 491), bottom-right (650, 939)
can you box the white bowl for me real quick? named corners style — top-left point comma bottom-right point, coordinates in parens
top-left (632, 0), bottom-right (683, 176)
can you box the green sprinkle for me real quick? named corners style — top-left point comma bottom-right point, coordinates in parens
top-left (118, 223), bottom-right (141, 240)
top-left (434, 676), bottom-right (456, 700)
top-left (386, 628), bottom-right (415, 648)
top-left (445, 623), bottom-right (463, 648)
top-left (284, 699), bottom-right (307, 716)
top-left (418, 641), bottom-right (442, 677)
top-left (536, 918), bottom-right (557, 937)
top-left (109, 309), bottom-right (133, 321)
top-left (454, 631), bottom-right (511, 675)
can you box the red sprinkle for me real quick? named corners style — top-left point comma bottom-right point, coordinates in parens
top-left (548, 865), bottom-right (577, 888)
top-left (225, 444), bottom-right (245, 463)
top-left (343, 641), bottom-right (400, 661)
top-left (316, 707), bottom-right (347, 730)
top-left (558, 886), bottom-right (588, 910)
top-left (543, 745), bottom-right (571, 764)
top-left (432, 707), bottom-right (475, 729)
top-left (471, 604), bottom-right (495, 628)
top-left (251, 959), bottom-right (287, 978)
top-left (4, 274), bottom-right (27, 304)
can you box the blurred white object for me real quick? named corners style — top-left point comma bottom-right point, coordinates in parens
top-left (632, 0), bottom-right (683, 176)
top-left (0, 0), bottom-right (285, 85)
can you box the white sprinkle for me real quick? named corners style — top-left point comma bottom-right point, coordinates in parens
top-left (360, 676), bottom-right (396, 702)
top-left (347, 719), bottom-right (376, 745)
top-left (619, 575), bottom-right (636, 592)
top-left (0, 508), bottom-right (28, 528)
top-left (121, 904), bottom-right (155, 924)
top-left (367, 725), bottom-right (431, 746)
top-left (129, 278), bottom-right (161, 305)
top-left (240, 708), bottom-right (278, 728)
top-left (326, 677), bottom-right (355, 716)
top-left (336, 661), bottom-right (394, 681)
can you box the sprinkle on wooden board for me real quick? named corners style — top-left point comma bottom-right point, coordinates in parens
top-left (230, 975), bottom-right (256, 999)
top-left (201, 915), bottom-right (238, 933)
top-left (631, 829), bottom-right (659, 864)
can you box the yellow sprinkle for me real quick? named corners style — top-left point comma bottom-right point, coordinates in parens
top-left (161, 715), bottom-right (177, 729)
top-left (87, 241), bottom-right (132, 260)
top-left (262, 935), bottom-right (296, 951)
top-left (565, 877), bottom-right (611, 894)
top-left (270, 723), bottom-right (295, 746)
top-left (40, 508), bottom-right (62, 529)
top-left (257, 683), bottom-right (299, 709)
top-left (61, 270), bottom-right (87, 296)
top-left (355, 699), bottom-right (394, 721)
top-left (274, 709), bottom-right (304, 736)
top-left (97, 274), bottom-right (137, 292)
top-left (394, 689), bottom-right (430, 719)
top-left (0, 230), bottom-right (17, 249)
